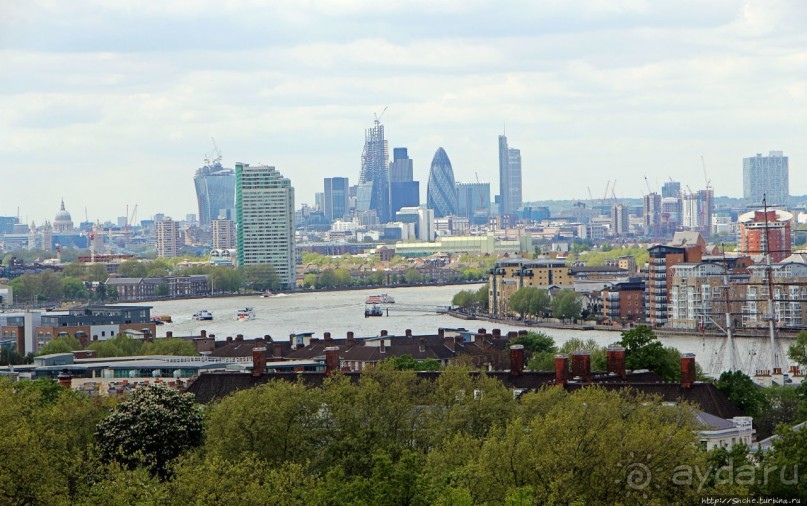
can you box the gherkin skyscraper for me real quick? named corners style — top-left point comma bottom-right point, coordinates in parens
top-left (426, 147), bottom-right (458, 218)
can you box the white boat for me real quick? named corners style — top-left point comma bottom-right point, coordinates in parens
top-left (366, 293), bottom-right (395, 304)
top-left (193, 310), bottom-right (213, 321)
top-left (237, 307), bottom-right (256, 321)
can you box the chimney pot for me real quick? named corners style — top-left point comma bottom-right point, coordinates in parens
top-left (438, 328), bottom-right (445, 337)
top-left (236, 334), bottom-right (244, 342)
top-left (252, 346), bottom-right (267, 378)
top-left (381, 330), bottom-right (388, 337)
top-left (324, 332), bottom-right (332, 340)
top-left (264, 334), bottom-right (272, 342)
top-left (200, 329), bottom-right (207, 338)
top-left (571, 351), bottom-right (592, 383)
top-left (492, 328), bottom-right (501, 337)
top-left (555, 354), bottom-right (569, 386)
top-left (680, 353), bottom-right (696, 388)
top-left (347, 331), bottom-right (355, 343)
top-left (227, 336), bottom-right (233, 343)
top-left (325, 346), bottom-right (340, 375)
top-left (510, 344), bottom-right (525, 377)
top-left (606, 346), bottom-right (626, 380)
top-left (478, 328), bottom-right (486, 335)
top-left (405, 329), bottom-right (412, 336)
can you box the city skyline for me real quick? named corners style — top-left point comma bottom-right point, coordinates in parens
top-left (2, 1), bottom-right (806, 223)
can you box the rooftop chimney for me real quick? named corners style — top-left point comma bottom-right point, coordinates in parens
top-left (510, 344), bottom-right (525, 377)
top-left (492, 328), bottom-right (501, 337)
top-left (347, 331), bottom-right (355, 345)
top-left (236, 334), bottom-right (244, 342)
top-left (227, 336), bottom-right (233, 343)
top-left (405, 329), bottom-right (412, 337)
top-left (381, 330), bottom-right (388, 337)
top-left (264, 335), bottom-right (272, 342)
top-left (438, 328), bottom-right (445, 338)
top-left (555, 354), bottom-right (569, 386)
top-left (681, 353), bottom-right (696, 389)
top-left (571, 351), bottom-right (591, 383)
top-left (200, 329), bottom-right (207, 338)
top-left (57, 372), bottom-right (72, 389)
top-left (606, 346), bottom-right (626, 380)
top-left (444, 335), bottom-right (455, 352)
top-left (324, 332), bottom-right (332, 341)
top-left (252, 346), bottom-right (267, 378)
top-left (325, 346), bottom-right (340, 375)
top-left (478, 328), bottom-right (486, 335)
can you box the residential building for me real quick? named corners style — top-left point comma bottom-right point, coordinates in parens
top-left (611, 204), bottom-right (629, 237)
top-left (105, 276), bottom-right (210, 302)
top-left (662, 181), bottom-right (681, 199)
top-left (323, 177), bottom-right (350, 222)
top-left (696, 413), bottom-right (754, 451)
top-left (33, 305), bottom-right (155, 352)
top-left (155, 217), bottom-right (180, 258)
top-left (489, 258), bottom-right (572, 316)
top-left (211, 219), bottom-right (236, 249)
top-left (738, 209), bottom-right (793, 263)
top-left (357, 118), bottom-right (390, 223)
top-left (456, 182), bottom-right (491, 223)
top-left (646, 235), bottom-right (705, 326)
top-left (668, 263), bottom-right (746, 330)
top-left (681, 189), bottom-right (714, 239)
top-left (743, 261), bottom-right (807, 329)
top-left (743, 151), bottom-right (789, 207)
top-left (194, 159), bottom-right (235, 227)
top-left (602, 281), bottom-right (645, 323)
top-left (426, 147), bottom-right (458, 218)
top-left (643, 192), bottom-right (661, 236)
top-left (235, 163), bottom-right (296, 289)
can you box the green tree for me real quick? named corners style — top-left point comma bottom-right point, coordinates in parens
top-left (788, 330), bottom-right (807, 366)
top-left (386, 354), bottom-right (442, 371)
top-left (86, 263), bottom-right (110, 283)
top-left (452, 289), bottom-right (477, 309)
top-left (155, 283), bottom-right (170, 297)
top-left (558, 338), bottom-right (607, 371)
top-left (37, 335), bottom-right (82, 356)
top-left (302, 272), bottom-right (317, 288)
top-left (241, 264), bottom-right (280, 291)
top-left (117, 260), bottom-right (148, 278)
top-left (208, 267), bottom-right (243, 293)
top-left (754, 423), bottom-right (807, 500)
top-left (88, 334), bottom-right (143, 357)
top-left (62, 262), bottom-right (86, 279)
top-left (510, 332), bottom-right (556, 354)
top-left (140, 338), bottom-right (196, 356)
top-left (62, 277), bottom-right (88, 300)
top-left (404, 268), bottom-right (423, 284)
top-left (95, 384), bottom-right (204, 477)
top-left (619, 325), bottom-right (680, 381)
top-left (715, 370), bottom-right (765, 417)
top-left (550, 289), bottom-right (582, 321)
top-left (754, 386), bottom-right (806, 439)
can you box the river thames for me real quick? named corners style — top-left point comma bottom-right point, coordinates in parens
top-left (143, 284), bottom-right (792, 377)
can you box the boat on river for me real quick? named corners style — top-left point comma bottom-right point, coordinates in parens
top-left (237, 307), bottom-right (256, 321)
top-left (366, 294), bottom-right (395, 304)
top-left (193, 310), bottom-right (213, 321)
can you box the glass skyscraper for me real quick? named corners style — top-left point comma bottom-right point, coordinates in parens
top-left (235, 163), bottom-right (296, 290)
top-left (743, 151), bottom-right (789, 206)
top-left (498, 134), bottom-right (522, 216)
top-left (426, 147), bottom-right (458, 218)
top-left (358, 119), bottom-right (390, 223)
top-left (324, 177), bottom-right (349, 222)
top-left (194, 161), bottom-right (235, 228)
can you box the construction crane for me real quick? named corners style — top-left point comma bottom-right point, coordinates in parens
top-left (126, 204), bottom-right (138, 234)
top-left (644, 176), bottom-right (653, 195)
top-left (204, 137), bottom-right (222, 166)
top-left (611, 180), bottom-right (618, 202)
top-left (701, 155), bottom-right (711, 190)
top-left (587, 187), bottom-right (595, 205)
top-left (374, 106), bottom-right (388, 125)
top-left (601, 180), bottom-right (611, 206)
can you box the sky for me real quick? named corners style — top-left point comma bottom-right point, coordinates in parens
top-left (1, 0), bottom-right (806, 225)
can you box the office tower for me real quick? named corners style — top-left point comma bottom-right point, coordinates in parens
top-left (211, 219), bottom-right (236, 249)
top-left (611, 204), bottom-right (629, 237)
top-left (156, 217), bottom-right (180, 258)
top-left (357, 118), bottom-right (390, 223)
top-left (324, 177), bottom-right (350, 222)
top-left (396, 206), bottom-right (435, 241)
top-left (426, 147), bottom-right (458, 218)
top-left (235, 163), bottom-right (296, 289)
top-left (498, 134), bottom-right (522, 216)
top-left (455, 182), bottom-right (491, 223)
top-left (194, 155), bottom-right (235, 228)
top-left (661, 181), bottom-right (681, 199)
top-left (642, 192), bottom-right (661, 234)
top-left (389, 147), bottom-right (413, 182)
top-left (743, 151), bottom-right (789, 206)
top-left (738, 209), bottom-right (793, 262)
top-left (390, 181), bottom-right (419, 216)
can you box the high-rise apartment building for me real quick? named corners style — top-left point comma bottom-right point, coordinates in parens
top-left (611, 204), bottom-right (629, 237)
top-left (235, 163), bottom-right (296, 290)
top-left (738, 209), bottom-right (793, 263)
top-left (194, 158), bottom-right (235, 228)
top-left (497, 135), bottom-right (522, 216)
top-left (643, 193), bottom-right (661, 235)
top-left (323, 177), bottom-right (350, 222)
top-left (743, 151), bottom-right (789, 206)
top-left (646, 233), bottom-right (705, 326)
top-left (681, 189), bottom-right (714, 238)
top-left (456, 182), bottom-right (491, 223)
top-left (662, 181), bottom-right (681, 199)
top-left (211, 219), bottom-right (235, 249)
top-left (426, 147), bottom-right (458, 218)
top-left (357, 118), bottom-right (390, 223)
top-left (156, 217), bottom-right (180, 258)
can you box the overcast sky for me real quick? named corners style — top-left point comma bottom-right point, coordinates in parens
top-left (2, 0), bottom-right (806, 225)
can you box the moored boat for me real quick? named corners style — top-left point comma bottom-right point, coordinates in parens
top-left (364, 304), bottom-right (383, 318)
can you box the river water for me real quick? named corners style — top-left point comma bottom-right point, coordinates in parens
top-left (142, 284), bottom-right (793, 377)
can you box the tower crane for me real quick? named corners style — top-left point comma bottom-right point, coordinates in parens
top-left (587, 187), bottom-right (595, 205)
top-left (701, 155), bottom-right (711, 190)
top-left (644, 176), bottom-right (653, 195)
top-left (601, 180), bottom-right (611, 206)
top-left (374, 106), bottom-right (388, 125)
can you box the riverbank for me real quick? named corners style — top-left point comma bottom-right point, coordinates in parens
top-left (447, 309), bottom-right (800, 340)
